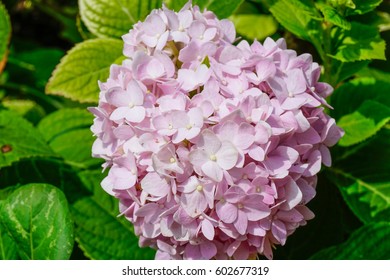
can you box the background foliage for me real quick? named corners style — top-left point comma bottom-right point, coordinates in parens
top-left (0, 0), bottom-right (389, 260)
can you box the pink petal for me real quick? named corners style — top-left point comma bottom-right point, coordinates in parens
top-left (236, 122), bottom-right (255, 150)
top-left (282, 179), bottom-right (303, 210)
top-left (216, 201), bottom-right (237, 223)
top-left (216, 141), bottom-right (238, 170)
top-left (248, 145), bottom-right (265, 161)
top-left (320, 145), bottom-right (331, 167)
top-left (234, 210), bottom-right (248, 235)
top-left (189, 149), bottom-right (208, 168)
top-left (182, 191), bottom-right (207, 217)
top-left (128, 106), bottom-right (146, 123)
top-left (272, 220), bottom-right (287, 245)
top-left (256, 59), bottom-right (276, 82)
top-left (141, 172), bottom-right (169, 197)
top-left (126, 80), bottom-right (144, 105)
top-left (107, 87), bottom-right (131, 107)
top-left (199, 130), bottom-right (221, 154)
top-left (201, 219), bottom-right (215, 240)
top-left (202, 161), bottom-right (223, 182)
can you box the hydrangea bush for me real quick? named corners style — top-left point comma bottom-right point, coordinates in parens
top-left (90, 2), bottom-right (343, 259)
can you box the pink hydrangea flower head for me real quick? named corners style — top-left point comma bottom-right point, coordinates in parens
top-left (90, 1), bottom-right (343, 260)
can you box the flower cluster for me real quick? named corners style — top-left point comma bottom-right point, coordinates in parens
top-left (90, 2), bottom-right (343, 259)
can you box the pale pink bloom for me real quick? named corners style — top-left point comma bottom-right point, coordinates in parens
top-left (216, 186), bottom-right (270, 235)
top-left (179, 176), bottom-right (215, 217)
top-left (106, 81), bottom-right (146, 123)
top-left (140, 13), bottom-right (169, 50)
top-left (90, 2), bottom-right (344, 260)
top-left (172, 107), bottom-right (204, 143)
top-left (189, 130), bottom-right (238, 182)
top-left (177, 64), bottom-right (211, 91)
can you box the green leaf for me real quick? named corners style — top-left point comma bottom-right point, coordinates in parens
top-left (72, 170), bottom-right (155, 260)
top-left (79, 0), bottom-right (163, 38)
top-left (46, 39), bottom-right (124, 103)
top-left (269, 0), bottom-right (323, 46)
top-left (0, 188), bottom-right (18, 260)
top-left (317, 3), bottom-right (351, 30)
top-left (38, 108), bottom-right (93, 142)
top-left (198, 0), bottom-right (244, 18)
top-left (356, 67), bottom-right (390, 82)
top-left (310, 222), bottom-right (390, 259)
top-left (38, 108), bottom-right (101, 169)
top-left (166, 0), bottom-right (244, 18)
top-left (0, 184), bottom-right (74, 260)
top-left (332, 77), bottom-right (390, 146)
top-left (330, 22), bottom-right (386, 62)
top-left (0, 2), bottom-right (11, 73)
top-left (346, 0), bottom-right (383, 16)
top-left (331, 77), bottom-right (390, 120)
top-left (333, 60), bottom-right (369, 84)
top-left (0, 110), bottom-right (54, 168)
top-left (331, 129), bottom-right (390, 223)
top-left (230, 14), bottom-right (278, 41)
top-left (337, 100), bottom-right (390, 146)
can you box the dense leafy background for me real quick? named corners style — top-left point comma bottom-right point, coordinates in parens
top-left (0, 0), bottom-right (389, 260)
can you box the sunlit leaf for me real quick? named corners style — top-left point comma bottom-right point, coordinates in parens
top-left (330, 22), bottom-right (386, 62)
top-left (230, 14), bottom-right (278, 40)
top-left (46, 39), bottom-right (124, 103)
top-left (79, 0), bottom-right (163, 38)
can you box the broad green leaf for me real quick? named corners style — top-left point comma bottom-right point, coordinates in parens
top-left (333, 60), bottom-right (369, 83)
top-left (337, 100), bottom-right (390, 146)
top-left (72, 170), bottom-right (155, 260)
top-left (269, 0), bottom-right (323, 49)
top-left (166, 0), bottom-right (243, 18)
top-left (79, 0), bottom-right (163, 38)
top-left (38, 108), bottom-right (100, 169)
top-left (310, 222), bottom-right (390, 259)
top-left (38, 108), bottom-right (93, 142)
top-left (346, 0), bottom-right (383, 16)
top-left (46, 38), bottom-right (124, 103)
top-left (230, 14), bottom-right (278, 41)
top-left (197, 0), bottom-right (244, 18)
top-left (317, 3), bottom-right (351, 30)
top-left (0, 2), bottom-right (11, 73)
top-left (0, 110), bottom-right (54, 168)
top-left (331, 129), bottom-right (390, 223)
top-left (0, 184), bottom-right (74, 260)
top-left (0, 187), bottom-right (18, 260)
top-left (331, 77), bottom-right (390, 121)
top-left (50, 129), bottom-right (101, 169)
top-left (330, 22), bottom-right (386, 62)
